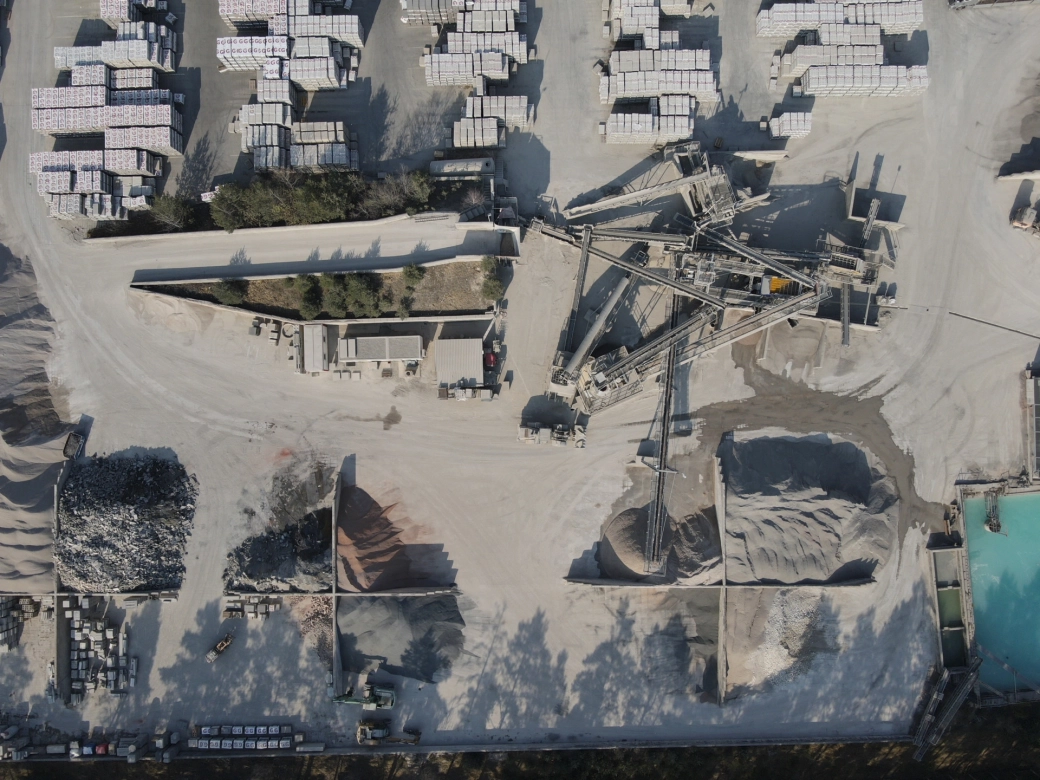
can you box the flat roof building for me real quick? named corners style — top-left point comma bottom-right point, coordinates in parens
top-left (339, 335), bottom-right (424, 363)
top-left (302, 324), bottom-right (329, 373)
top-left (435, 338), bottom-right (484, 387)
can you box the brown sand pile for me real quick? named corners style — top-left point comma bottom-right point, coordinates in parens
top-left (337, 485), bottom-right (454, 592)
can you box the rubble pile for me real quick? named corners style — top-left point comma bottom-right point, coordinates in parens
top-left (224, 509), bottom-right (333, 593)
top-left (55, 456), bottom-right (198, 592)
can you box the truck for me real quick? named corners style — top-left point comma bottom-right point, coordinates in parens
top-left (1012, 206), bottom-right (1040, 236)
top-left (518, 421), bottom-right (586, 448)
top-left (332, 683), bottom-right (395, 710)
top-left (205, 633), bottom-right (234, 663)
top-left (355, 720), bottom-right (420, 747)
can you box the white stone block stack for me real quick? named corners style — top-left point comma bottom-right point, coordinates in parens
top-left (464, 95), bottom-right (530, 129)
top-left (218, 0), bottom-right (288, 29)
top-left (399, 0), bottom-right (523, 25)
top-left (423, 51), bottom-right (509, 86)
top-left (289, 121), bottom-right (357, 171)
top-left (453, 117), bottom-right (503, 148)
top-left (802, 64), bottom-right (929, 95)
top-left (111, 68), bottom-right (159, 89)
top-left (29, 150), bottom-right (129, 221)
top-left (258, 78), bottom-right (298, 105)
top-left (216, 36), bottom-right (289, 70)
top-left (817, 22), bottom-right (881, 45)
top-left (608, 0), bottom-right (660, 50)
top-left (100, 0), bottom-right (141, 28)
top-left (769, 111), bottom-right (812, 138)
top-left (104, 126), bottom-right (184, 155)
top-left (757, 0), bottom-right (929, 98)
top-left (781, 44), bottom-right (884, 78)
top-left (755, 3), bottom-right (846, 37)
top-left (32, 86), bottom-right (110, 109)
top-left (447, 29), bottom-right (529, 64)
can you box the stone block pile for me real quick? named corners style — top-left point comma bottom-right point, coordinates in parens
top-left (64, 596), bottom-right (139, 704)
top-left (217, 0), bottom-right (363, 172)
top-left (769, 111), bottom-right (813, 138)
top-left (597, 0), bottom-right (718, 144)
top-left (757, 1), bottom-right (929, 98)
top-left (29, 0), bottom-right (185, 221)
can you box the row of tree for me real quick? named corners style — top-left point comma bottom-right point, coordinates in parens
top-left (149, 170), bottom-right (436, 234)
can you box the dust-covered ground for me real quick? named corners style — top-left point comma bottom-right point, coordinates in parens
top-left (2, 0), bottom-right (1036, 751)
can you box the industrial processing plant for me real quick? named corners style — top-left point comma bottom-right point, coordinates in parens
top-left (1, 0), bottom-right (1040, 772)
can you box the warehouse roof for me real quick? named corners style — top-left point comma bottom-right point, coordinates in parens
top-left (341, 335), bottom-right (424, 362)
top-left (434, 339), bottom-right (484, 387)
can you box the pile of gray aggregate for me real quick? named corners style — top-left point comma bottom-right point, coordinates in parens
top-left (55, 455), bottom-right (197, 592)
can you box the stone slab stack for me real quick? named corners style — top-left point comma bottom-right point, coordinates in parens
top-left (769, 111), bottom-right (813, 138)
top-left (464, 95), bottom-right (530, 129)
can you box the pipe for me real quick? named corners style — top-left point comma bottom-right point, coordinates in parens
top-left (563, 275), bottom-right (631, 378)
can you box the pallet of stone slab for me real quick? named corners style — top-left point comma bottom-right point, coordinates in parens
top-left (291, 120), bottom-right (347, 143)
top-left (243, 123), bottom-right (290, 151)
top-left (31, 107), bottom-right (109, 135)
top-left (239, 102), bottom-right (293, 126)
top-left (452, 116), bottom-right (504, 148)
top-left (257, 78), bottom-right (298, 105)
top-left (816, 22), bottom-right (881, 45)
top-left (103, 148), bottom-right (163, 176)
top-left (284, 57), bottom-right (344, 90)
top-left (446, 30), bottom-right (529, 64)
top-left (219, 0), bottom-right (287, 29)
top-left (463, 95), bottom-right (530, 128)
top-left (288, 14), bottom-right (364, 47)
top-left (781, 44), bottom-right (884, 78)
top-left (31, 86), bottom-right (110, 109)
top-left (105, 125), bottom-right (184, 155)
top-left (802, 63), bottom-right (929, 96)
top-left (769, 111), bottom-right (813, 138)
top-left (101, 0), bottom-right (143, 28)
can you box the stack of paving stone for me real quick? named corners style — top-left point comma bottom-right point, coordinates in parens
top-left (756, 1), bottom-right (928, 95)
top-left (217, 0), bottom-right (364, 171)
top-left (769, 111), bottom-right (813, 138)
top-left (29, 0), bottom-right (186, 221)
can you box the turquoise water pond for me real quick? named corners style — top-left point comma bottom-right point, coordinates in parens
top-left (965, 493), bottom-right (1040, 691)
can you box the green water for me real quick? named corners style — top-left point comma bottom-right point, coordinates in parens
top-left (937, 589), bottom-right (963, 628)
top-left (965, 493), bottom-right (1040, 691)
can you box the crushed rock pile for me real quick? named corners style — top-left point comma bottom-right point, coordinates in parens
top-left (337, 595), bottom-right (465, 683)
top-left (55, 455), bottom-right (197, 592)
top-left (721, 433), bottom-right (897, 584)
top-left (224, 509), bottom-right (333, 593)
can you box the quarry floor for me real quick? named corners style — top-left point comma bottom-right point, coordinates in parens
top-left (0, 0), bottom-right (1039, 752)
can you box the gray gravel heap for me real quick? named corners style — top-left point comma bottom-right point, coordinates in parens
top-left (56, 455), bottom-right (198, 592)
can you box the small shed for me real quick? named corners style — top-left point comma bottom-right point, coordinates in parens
top-left (434, 339), bottom-right (484, 387)
top-left (302, 324), bottom-right (329, 373)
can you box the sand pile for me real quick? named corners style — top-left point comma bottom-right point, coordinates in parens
top-left (337, 486), bottom-right (454, 592)
top-left (598, 507), bottom-right (650, 581)
top-left (721, 433), bottom-right (896, 584)
top-left (0, 252), bottom-right (67, 591)
top-left (224, 509), bottom-right (333, 592)
top-left (337, 595), bottom-right (465, 683)
top-left (666, 510), bottom-right (722, 581)
top-left (55, 456), bottom-right (197, 592)
top-left (224, 455), bottom-right (336, 592)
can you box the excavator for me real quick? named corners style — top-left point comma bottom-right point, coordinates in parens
top-left (355, 720), bottom-right (421, 746)
top-left (332, 683), bottom-right (395, 711)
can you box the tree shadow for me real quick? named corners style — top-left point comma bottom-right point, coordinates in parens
top-left (175, 131), bottom-right (216, 199)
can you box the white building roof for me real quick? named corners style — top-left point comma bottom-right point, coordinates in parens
top-left (302, 324), bottom-right (328, 373)
top-left (341, 335), bottom-right (423, 362)
top-left (434, 338), bottom-right (483, 387)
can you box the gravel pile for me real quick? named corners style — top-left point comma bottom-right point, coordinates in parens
top-left (55, 456), bottom-right (197, 592)
top-left (224, 509), bottom-right (333, 593)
